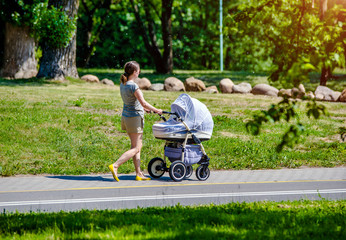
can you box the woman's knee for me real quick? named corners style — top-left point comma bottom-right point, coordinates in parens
top-left (133, 142), bottom-right (142, 153)
top-left (128, 133), bottom-right (142, 152)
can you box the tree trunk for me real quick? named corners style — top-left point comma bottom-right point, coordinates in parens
top-left (37, 0), bottom-right (79, 80)
top-left (319, 0), bottom-right (328, 20)
top-left (130, 0), bottom-right (173, 74)
top-left (161, 0), bottom-right (173, 73)
top-left (320, 65), bottom-right (331, 86)
top-left (0, 22), bottom-right (37, 79)
top-left (77, 0), bottom-right (112, 67)
top-left (319, 0), bottom-right (329, 85)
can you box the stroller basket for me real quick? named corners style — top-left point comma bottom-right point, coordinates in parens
top-left (165, 145), bottom-right (203, 166)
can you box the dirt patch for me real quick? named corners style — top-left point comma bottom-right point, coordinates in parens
top-left (220, 131), bottom-right (251, 141)
top-left (68, 106), bottom-right (121, 116)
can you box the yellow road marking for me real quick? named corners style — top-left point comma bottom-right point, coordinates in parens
top-left (0, 179), bottom-right (345, 194)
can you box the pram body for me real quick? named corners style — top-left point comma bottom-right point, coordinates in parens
top-left (148, 94), bottom-right (213, 181)
top-left (152, 93), bottom-right (213, 142)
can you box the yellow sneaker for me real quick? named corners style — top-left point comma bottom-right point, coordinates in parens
top-left (108, 164), bottom-right (119, 182)
top-left (136, 175), bottom-right (151, 181)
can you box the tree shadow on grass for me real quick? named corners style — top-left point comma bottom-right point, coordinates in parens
top-left (0, 201), bottom-right (343, 239)
top-left (0, 77), bottom-right (62, 87)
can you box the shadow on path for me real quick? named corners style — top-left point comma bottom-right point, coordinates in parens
top-left (46, 175), bottom-right (114, 182)
top-left (46, 175), bottom-right (198, 183)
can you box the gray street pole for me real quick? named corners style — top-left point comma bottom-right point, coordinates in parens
top-left (220, 0), bottom-right (223, 72)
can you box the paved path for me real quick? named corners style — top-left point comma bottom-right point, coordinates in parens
top-left (0, 168), bottom-right (345, 213)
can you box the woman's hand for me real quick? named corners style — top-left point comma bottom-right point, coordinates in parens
top-left (155, 109), bottom-right (163, 115)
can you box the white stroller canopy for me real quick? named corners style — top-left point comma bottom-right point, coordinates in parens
top-left (169, 93), bottom-right (214, 135)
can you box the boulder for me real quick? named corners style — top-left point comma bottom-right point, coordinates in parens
top-left (314, 86), bottom-right (341, 102)
top-left (101, 78), bottom-right (114, 86)
top-left (134, 77), bottom-right (151, 90)
top-left (81, 74), bottom-right (99, 83)
top-left (292, 86), bottom-right (305, 99)
top-left (205, 86), bottom-right (219, 94)
top-left (184, 77), bottom-right (206, 92)
top-left (298, 83), bottom-right (306, 94)
top-left (251, 84), bottom-right (279, 97)
top-left (164, 77), bottom-right (185, 91)
top-left (291, 87), bottom-right (300, 98)
top-left (219, 78), bottom-right (234, 93)
top-left (14, 70), bottom-right (38, 79)
top-left (149, 83), bottom-right (164, 91)
top-left (232, 82), bottom-right (252, 94)
top-left (278, 89), bottom-right (292, 98)
top-left (338, 89), bottom-right (346, 102)
top-left (306, 91), bottom-right (315, 99)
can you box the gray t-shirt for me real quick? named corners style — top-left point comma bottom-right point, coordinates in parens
top-left (120, 81), bottom-right (144, 119)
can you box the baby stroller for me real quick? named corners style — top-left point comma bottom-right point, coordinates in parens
top-left (148, 93), bottom-right (214, 182)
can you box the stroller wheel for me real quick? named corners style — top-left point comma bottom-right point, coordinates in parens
top-left (184, 165), bottom-right (193, 179)
top-left (148, 157), bottom-right (165, 178)
top-left (196, 165), bottom-right (210, 181)
top-left (169, 161), bottom-right (186, 182)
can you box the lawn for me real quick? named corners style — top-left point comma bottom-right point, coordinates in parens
top-left (0, 69), bottom-right (345, 176)
top-left (0, 200), bottom-right (345, 239)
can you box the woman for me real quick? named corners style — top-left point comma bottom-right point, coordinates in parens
top-left (109, 61), bottom-right (163, 181)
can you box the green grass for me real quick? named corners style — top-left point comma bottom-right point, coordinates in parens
top-left (0, 70), bottom-right (345, 176)
top-left (0, 200), bottom-right (345, 239)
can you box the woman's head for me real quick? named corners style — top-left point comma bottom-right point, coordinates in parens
top-left (120, 61), bottom-right (140, 84)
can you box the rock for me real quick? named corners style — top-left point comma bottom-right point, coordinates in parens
top-left (164, 77), bottom-right (185, 91)
top-left (251, 84), bottom-right (279, 97)
top-left (134, 77), bottom-right (151, 90)
top-left (184, 77), bottom-right (206, 92)
top-left (315, 93), bottom-right (324, 100)
top-left (101, 78), bottom-right (114, 86)
top-left (219, 78), bottom-right (234, 93)
top-left (14, 70), bottom-right (37, 79)
top-left (278, 89), bottom-right (292, 98)
top-left (314, 86), bottom-right (341, 102)
top-left (298, 84), bottom-right (306, 94)
top-left (338, 89), bottom-right (346, 102)
top-left (81, 74), bottom-right (99, 83)
top-left (306, 91), bottom-right (315, 99)
top-left (149, 83), bottom-right (164, 91)
top-left (291, 87), bottom-right (301, 98)
top-left (232, 82), bottom-right (252, 94)
top-left (205, 86), bottom-right (219, 94)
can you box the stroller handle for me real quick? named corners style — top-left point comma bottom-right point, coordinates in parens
top-left (162, 111), bottom-right (180, 118)
top-left (158, 111), bottom-right (180, 122)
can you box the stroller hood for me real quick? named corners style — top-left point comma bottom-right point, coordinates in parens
top-left (152, 93), bottom-right (214, 141)
top-left (169, 93), bottom-right (214, 135)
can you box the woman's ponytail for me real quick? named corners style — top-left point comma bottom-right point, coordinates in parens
top-left (120, 72), bottom-right (128, 84)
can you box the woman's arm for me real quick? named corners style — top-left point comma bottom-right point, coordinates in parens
top-left (134, 89), bottom-right (163, 114)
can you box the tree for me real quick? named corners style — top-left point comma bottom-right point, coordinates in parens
top-left (226, 0), bottom-right (345, 88)
top-left (173, 0), bottom-right (223, 70)
top-left (37, 0), bottom-right (79, 80)
top-left (129, 0), bottom-right (173, 74)
top-left (0, 0), bottom-right (37, 79)
top-left (77, 0), bottom-right (116, 68)
top-left (317, 0), bottom-right (346, 85)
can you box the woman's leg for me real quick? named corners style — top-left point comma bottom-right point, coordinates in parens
top-left (131, 133), bottom-right (144, 177)
top-left (112, 133), bottom-right (142, 177)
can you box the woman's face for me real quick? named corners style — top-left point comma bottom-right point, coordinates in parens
top-left (134, 68), bottom-right (141, 78)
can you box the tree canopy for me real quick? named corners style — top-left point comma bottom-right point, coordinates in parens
top-left (1, 0), bottom-right (345, 85)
